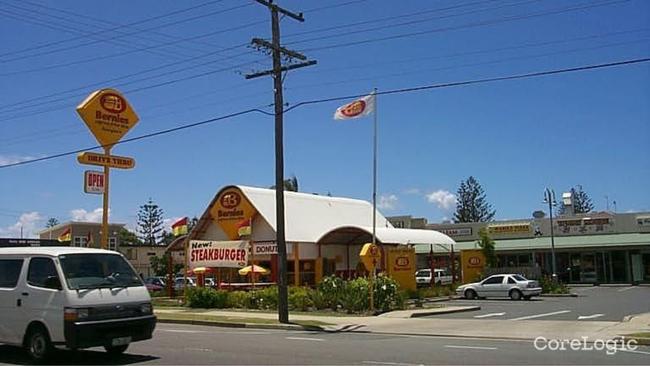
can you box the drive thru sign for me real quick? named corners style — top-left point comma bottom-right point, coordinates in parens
top-left (84, 170), bottom-right (105, 194)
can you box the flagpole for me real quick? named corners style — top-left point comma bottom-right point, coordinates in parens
top-left (372, 88), bottom-right (378, 269)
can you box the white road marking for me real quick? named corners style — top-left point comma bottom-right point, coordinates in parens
top-left (618, 348), bottom-right (650, 356)
top-left (510, 310), bottom-right (571, 321)
top-left (285, 337), bottom-right (325, 342)
top-left (577, 314), bottom-right (605, 320)
top-left (159, 329), bottom-right (207, 334)
top-left (617, 287), bottom-right (637, 292)
top-left (444, 345), bottom-right (498, 350)
top-left (473, 312), bottom-right (506, 318)
top-left (362, 361), bottom-right (423, 366)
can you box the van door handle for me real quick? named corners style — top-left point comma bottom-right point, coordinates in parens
top-left (21, 292), bottom-right (29, 296)
top-left (16, 299), bottom-right (22, 307)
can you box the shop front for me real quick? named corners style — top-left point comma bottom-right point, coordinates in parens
top-left (183, 185), bottom-right (456, 288)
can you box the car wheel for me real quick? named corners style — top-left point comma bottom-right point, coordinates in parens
top-left (510, 289), bottom-right (523, 300)
top-left (25, 325), bottom-right (53, 362)
top-left (465, 289), bottom-right (477, 300)
top-left (104, 345), bottom-right (129, 355)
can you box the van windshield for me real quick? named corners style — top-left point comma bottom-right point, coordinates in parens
top-left (58, 253), bottom-right (143, 290)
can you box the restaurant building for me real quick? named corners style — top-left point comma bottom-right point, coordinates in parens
top-left (389, 212), bottom-right (650, 284)
top-left (184, 185), bottom-right (455, 287)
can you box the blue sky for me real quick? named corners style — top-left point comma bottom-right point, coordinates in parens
top-left (0, 0), bottom-right (648, 238)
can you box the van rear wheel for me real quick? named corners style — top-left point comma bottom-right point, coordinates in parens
top-left (26, 325), bottom-right (53, 362)
top-left (104, 344), bottom-right (129, 355)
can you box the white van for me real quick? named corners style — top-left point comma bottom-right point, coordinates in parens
top-left (0, 246), bottom-right (156, 361)
top-left (415, 268), bottom-right (453, 287)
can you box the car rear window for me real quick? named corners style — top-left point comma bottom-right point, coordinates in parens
top-left (0, 259), bottom-right (23, 288)
top-left (513, 275), bottom-right (528, 281)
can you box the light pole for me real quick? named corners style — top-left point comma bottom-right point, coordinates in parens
top-left (543, 188), bottom-right (557, 281)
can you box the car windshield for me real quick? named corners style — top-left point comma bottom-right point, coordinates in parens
top-left (512, 275), bottom-right (528, 281)
top-left (415, 270), bottom-right (430, 277)
top-left (58, 253), bottom-right (143, 290)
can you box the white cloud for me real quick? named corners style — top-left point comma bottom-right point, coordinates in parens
top-left (0, 154), bottom-right (36, 166)
top-left (378, 194), bottom-right (398, 210)
top-left (70, 208), bottom-right (106, 223)
top-left (0, 212), bottom-right (43, 238)
top-left (426, 190), bottom-right (456, 210)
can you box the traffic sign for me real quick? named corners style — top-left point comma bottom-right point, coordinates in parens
top-left (77, 152), bottom-right (135, 169)
top-left (359, 243), bottom-right (382, 272)
top-left (76, 88), bottom-right (139, 148)
top-left (84, 170), bottom-right (105, 194)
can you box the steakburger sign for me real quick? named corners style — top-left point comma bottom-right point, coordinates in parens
top-left (189, 240), bottom-right (249, 268)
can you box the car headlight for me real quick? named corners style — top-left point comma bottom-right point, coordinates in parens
top-left (140, 302), bottom-right (152, 314)
top-left (64, 307), bottom-right (89, 321)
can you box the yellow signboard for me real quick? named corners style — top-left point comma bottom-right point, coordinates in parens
top-left (359, 243), bottom-right (381, 272)
top-left (77, 88), bottom-right (139, 148)
top-left (385, 246), bottom-right (416, 291)
top-left (77, 152), bottom-right (135, 169)
top-left (460, 249), bottom-right (485, 284)
top-left (210, 188), bottom-right (257, 240)
top-left (487, 224), bottom-right (530, 235)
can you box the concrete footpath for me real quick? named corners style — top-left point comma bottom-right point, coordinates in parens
top-left (154, 307), bottom-right (650, 342)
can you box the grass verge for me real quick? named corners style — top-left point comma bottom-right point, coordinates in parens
top-left (624, 332), bottom-right (650, 346)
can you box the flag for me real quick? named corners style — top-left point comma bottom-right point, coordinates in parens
top-left (171, 217), bottom-right (188, 236)
top-left (57, 227), bottom-right (71, 242)
top-left (85, 232), bottom-right (93, 248)
top-left (237, 218), bottom-right (252, 237)
top-left (334, 92), bottom-right (375, 120)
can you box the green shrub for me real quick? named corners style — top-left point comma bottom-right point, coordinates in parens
top-left (289, 287), bottom-right (314, 311)
top-left (318, 275), bottom-right (344, 310)
top-left (186, 287), bottom-right (228, 308)
top-left (340, 277), bottom-right (369, 313)
top-left (253, 286), bottom-right (279, 310)
top-left (373, 274), bottom-right (400, 312)
top-left (309, 288), bottom-right (328, 310)
top-left (226, 291), bottom-right (251, 309)
top-left (539, 276), bottom-right (570, 294)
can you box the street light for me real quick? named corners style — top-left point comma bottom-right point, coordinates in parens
top-left (543, 188), bottom-right (557, 281)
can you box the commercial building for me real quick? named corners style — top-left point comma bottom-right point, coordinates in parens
top-left (388, 212), bottom-right (650, 284)
top-left (185, 185), bottom-right (455, 287)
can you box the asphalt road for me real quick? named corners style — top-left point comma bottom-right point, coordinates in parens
top-left (432, 286), bottom-right (650, 321)
top-left (1, 323), bottom-right (649, 365)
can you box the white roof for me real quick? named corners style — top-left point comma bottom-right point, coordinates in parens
top-left (235, 186), bottom-right (455, 246)
top-left (0, 247), bottom-right (119, 256)
top-left (239, 185), bottom-right (392, 242)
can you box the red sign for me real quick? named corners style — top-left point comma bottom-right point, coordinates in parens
top-left (340, 100), bottom-right (366, 118)
top-left (220, 191), bottom-right (241, 209)
top-left (100, 93), bottom-right (127, 113)
top-left (84, 170), bottom-right (105, 194)
top-left (468, 256), bottom-right (482, 266)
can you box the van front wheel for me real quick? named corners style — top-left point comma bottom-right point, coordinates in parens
top-left (104, 345), bottom-right (129, 355)
top-left (26, 326), bottom-right (53, 362)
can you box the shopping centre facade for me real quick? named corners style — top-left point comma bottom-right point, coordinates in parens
top-left (389, 211), bottom-right (650, 284)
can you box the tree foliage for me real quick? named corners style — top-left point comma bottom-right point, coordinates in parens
top-left (270, 175), bottom-right (299, 192)
top-left (557, 185), bottom-right (594, 215)
top-left (477, 228), bottom-right (497, 268)
top-left (136, 198), bottom-right (165, 245)
top-left (149, 254), bottom-right (183, 277)
top-left (118, 228), bottom-right (141, 246)
top-left (45, 217), bottom-right (59, 228)
top-left (453, 176), bottom-right (496, 223)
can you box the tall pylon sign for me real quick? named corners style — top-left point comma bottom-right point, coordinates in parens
top-left (76, 88), bottom-right (139, 249)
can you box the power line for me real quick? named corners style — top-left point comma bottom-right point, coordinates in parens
top-left (2, 56), bottom-right (647, 169)
top-left (299, 0), bottom-right (630, 53)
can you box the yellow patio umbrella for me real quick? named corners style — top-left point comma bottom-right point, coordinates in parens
top-left (238, 264), bottom-right (270, 276)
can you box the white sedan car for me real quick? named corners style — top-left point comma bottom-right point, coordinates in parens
top-left (456, 274), bottom-right (542, 300)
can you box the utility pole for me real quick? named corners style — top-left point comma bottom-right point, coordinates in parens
top-left (246, 0), bottom-right (316, 324)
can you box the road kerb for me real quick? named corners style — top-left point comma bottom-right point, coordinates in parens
top-left (157, 317), bottom-right (320, 331)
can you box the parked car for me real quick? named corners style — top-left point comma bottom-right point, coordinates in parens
top-left (144, 276), bottom-right (166, 288)
top-left (0, 247), bottom-right (156, 361)
top-left (456, 274), bottom-right (542, 300)
top-left (173, 277), bottom-right (197, 291)
top-left (415, 268), bottom-right (453, 286)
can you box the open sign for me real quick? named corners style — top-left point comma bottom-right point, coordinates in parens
top-left (84, 170), bottom-right (105, 194)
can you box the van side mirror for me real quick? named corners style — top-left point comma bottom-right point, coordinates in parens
top-left (44, 276), bottom-right (62, 290)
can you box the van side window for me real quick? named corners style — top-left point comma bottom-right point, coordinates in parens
top-left (27, 258), bottom-right (58, 288)
top-left (0, 259), bottom-right (23, 288)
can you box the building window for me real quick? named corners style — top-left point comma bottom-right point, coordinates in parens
top-left (73, 236), bottom-right (88, 247)
top-left (109, 237), bottom-right (117, 251)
